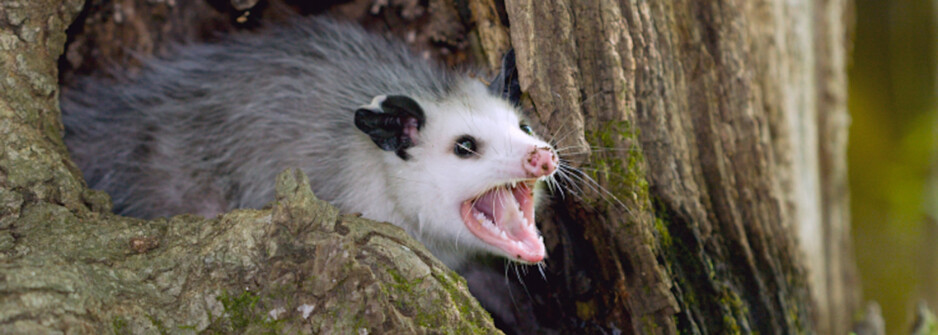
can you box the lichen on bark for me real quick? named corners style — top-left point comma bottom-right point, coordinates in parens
top-left (1, 168), bottom-right (500, 333)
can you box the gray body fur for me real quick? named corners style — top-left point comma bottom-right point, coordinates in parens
top-left (63, 17), bottom-right (455, 219)
top-left (63, 16), bottom-right (554, 269)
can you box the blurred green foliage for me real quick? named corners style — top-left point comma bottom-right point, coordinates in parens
top-left (849, 0), bottom-right (937, 333)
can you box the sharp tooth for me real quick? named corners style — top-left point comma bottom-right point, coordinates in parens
top-left (539, 236), bottom-right (544, 244)
top-left (484, 220), bottom-right (499, 233)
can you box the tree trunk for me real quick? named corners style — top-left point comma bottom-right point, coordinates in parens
top-left (0, 0), bottom-right (858, 334)
top-left (479, 0), bottom-right (857, 333)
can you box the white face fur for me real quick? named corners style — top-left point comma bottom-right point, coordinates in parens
top-left (381, 80), bottom-right (558, 268)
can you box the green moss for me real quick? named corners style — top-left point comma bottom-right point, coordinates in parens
top-left (584, 120), bottom-right (650, 218)
top-left (787, 303), bottom-right (804, 334)
top-left (640, 315), bottom-right (661, 333)
top-left (680, 279), bottom-right (697, 306)
top-left (207, 290), bottom-right (285, 334)
top-left (220, 290), bottom-right (262, 330)
top-left (112, 316), bottom-right (128, 335)
top-left (654, 217), bottom-right (672, 248)
top-left (673, 315), bottom-right (684, 335)
top-left (351, 315), bottom-right (369, 332)
top-left (434, 273), bottom-right (471, 317)
top-left (385, 268), bottom-right (435, 327)
top-left (649, 198), bottom-right (676, 250)
top-left (717, 287), bottom-right (747, 335)
top-left (146, 315), bottom-right (169, 335)
top-left (387, 268), bottom-right (424, 293)
top-left (654, 194), bottom-right (749, 334)
top-left (721, 313), bottom-right (741, 335)
top-left (705, 258), bottom-right (717, 279)
top-left (414, 278), bottom-right (449, 329)
top-left (428, 271), bottom-right (493, 334)
top-left (575, 301), bottom-right (596, 320)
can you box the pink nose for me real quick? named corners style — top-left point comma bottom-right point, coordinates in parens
top-left (523, 146), bottom-right (558, 178)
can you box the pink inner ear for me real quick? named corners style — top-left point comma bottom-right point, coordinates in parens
top-left (402, 117), bottom-right (420, 145)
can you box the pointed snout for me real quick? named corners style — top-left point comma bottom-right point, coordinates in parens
top-left (523, 146), bottom-right (558, 178)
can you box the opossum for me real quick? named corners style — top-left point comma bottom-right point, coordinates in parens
top-left (61, 16), bottom-right (559, 268)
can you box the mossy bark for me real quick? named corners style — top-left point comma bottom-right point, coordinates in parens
top-left (477, 0), bottom-right (858, 334)
top-left (1, 168), bottom-right (498, 334)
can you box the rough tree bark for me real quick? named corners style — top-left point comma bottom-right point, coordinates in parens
top-left (0, 0), bottom-right (857, 334)
top-left (476, 0), bottom-right (857, 334)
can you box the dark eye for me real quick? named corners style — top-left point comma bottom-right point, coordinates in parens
top-left (520, 123), bottom-right (534, 135)
top-left (454, 135), bottom-right (477, 158)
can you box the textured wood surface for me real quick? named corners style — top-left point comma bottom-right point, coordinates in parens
top-left (494, 0), bottom-right (858, 333)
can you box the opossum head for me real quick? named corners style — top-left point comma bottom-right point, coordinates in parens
top-left (354, 68), bottom-right (557, 267)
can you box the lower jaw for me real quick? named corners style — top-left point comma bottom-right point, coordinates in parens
top-left (459, 181), bottom-right (545, 262)
top-left (461, 206), bottom-right (544, 263)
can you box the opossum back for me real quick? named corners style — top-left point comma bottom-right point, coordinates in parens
top-left (61, 16), bottom-right (457, 218)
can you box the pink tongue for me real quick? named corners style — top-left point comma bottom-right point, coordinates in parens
top-left (473, 186), bottom-right (538, 244)
top-left (475, 188), bottom-right (519, 227)
top-left (464, 183), bottom-right (544, 263)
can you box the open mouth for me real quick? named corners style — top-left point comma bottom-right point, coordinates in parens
top-left (460, 180), bottom-right (545, 263)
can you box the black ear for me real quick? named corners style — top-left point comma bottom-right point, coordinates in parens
top-left (487, 49), bottom-right (521, 106)
top-left (354, 95), bottom-right (426, 160)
